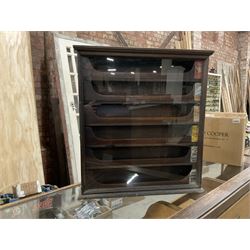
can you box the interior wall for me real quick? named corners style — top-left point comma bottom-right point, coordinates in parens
top-left (29, 31), bottom-right (249, 185)
top-left (76, 31), bottom-right (176, 48)
top-left (29, 31), bottom-right (177, 184)
top-left (0, 32), bottom-right (44, 193)
top-left (30, 32), bottom-right (69, 186)
top-left (201, 32), bottom-right (239, 70)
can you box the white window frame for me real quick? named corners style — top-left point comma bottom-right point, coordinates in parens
top-left (54, 33), bottom-right (107, 183)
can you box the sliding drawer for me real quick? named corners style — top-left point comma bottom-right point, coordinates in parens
top-left (85, 124), bottom-right (198, 146)
top-left (85, 165), bottom-right (193, 189)
top-left (92, 103), bottom-right (194, 117)
top-left (92, 80), bottom-right (195, 96)
top-left (85, 145), bottom-right (195, 168)
top-left (83, 80), bottom-right (199, 104)
top-left (84, 104), bottom-right (199, 126)
top-left (81, 56), bottom-right (202, 104)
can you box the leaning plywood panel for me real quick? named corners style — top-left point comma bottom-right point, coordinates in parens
top-left (0, 32), bottom-right (44, 193)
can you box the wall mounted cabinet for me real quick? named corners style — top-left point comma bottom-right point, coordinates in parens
top-left (75, 46), bottom-right (213, 198)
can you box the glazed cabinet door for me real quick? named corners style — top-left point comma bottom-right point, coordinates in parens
top-left (76, 46), bottom-right (212, 197)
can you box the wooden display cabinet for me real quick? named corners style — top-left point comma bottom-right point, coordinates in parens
top-left (74, 46), bottom-right (213, 198)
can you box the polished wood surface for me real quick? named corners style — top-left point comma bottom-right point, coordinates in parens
top-left (170, 167), bottom-right (250, 218)
top-left (218, 192), bottom-right (250, 219)
top-left (172, 177), bottom-right (225, 207)
top-left (74, 45), bottom-right (214, 57)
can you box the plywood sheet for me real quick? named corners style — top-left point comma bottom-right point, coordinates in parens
top-left (0, 32), bottom-right (44, 193)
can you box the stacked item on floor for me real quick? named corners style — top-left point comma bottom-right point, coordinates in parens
top-left (71, 200), bottom-right (112, 219)
top-left (101, 198), bottom-right (123, 210)
top-left (0, 193), bottom-right (17, 205)
top-left (0, 181), bottom-right (58, 206)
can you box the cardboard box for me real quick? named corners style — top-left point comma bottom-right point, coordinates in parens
top-left (102, 198), bottom-right (123, 210)
top-left (13, 180), bottom-right (42, 198)
top-left (203, 112), bottom-right (247, 166)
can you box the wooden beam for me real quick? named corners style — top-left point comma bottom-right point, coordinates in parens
top-left (159, 31), bottom-right (176, 48)
top-left (174, 32), bottom-right (193, 49)
top-left (113, 31), bottom-right (129, 47)
top-left (170, 167), bottom-right (250, 218)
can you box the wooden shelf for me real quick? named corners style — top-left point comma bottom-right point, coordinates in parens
top-left (84, 105), bottom-right (197, 126)
top-left (83, 80), bottom-right (200, 104)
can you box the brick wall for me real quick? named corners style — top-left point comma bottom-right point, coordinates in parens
top-left (194, 31), bottom-right (249, 113)
top-left (30, 31), bottom-right (249, 185)
top-left (57, 31), bottom-right (176, 48)
top-left (30, 31), bottom-right (179, 185)
top-left (200, 31), bottom-right (239, 70)
top-left (238, 32), bottom-right (250, 103)
top-left (30, 32), bottom-right (53, 182)
top-left (76, 31), bottom-right (175, 48)
top-left (30, 32), bottom-right (69, 186)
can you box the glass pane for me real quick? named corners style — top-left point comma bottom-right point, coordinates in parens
top-left (73, 95), bottom-right (79, 113)
top-left (87, 146), bottom-right (189, 161)
top-left (81, 56), bottom-right (201, 104)
top-left (86, 165), bottom-right (192, 189)
top-left (71, 75), bottom-right (77, 93)
top-left (74, 55), bottom-right (78, 70)
top-left (67, 55), bottom-right (74, 73)
top-left (93, 104), bottom-right (193, 117)
top-left (86, 124), bottom-right (193, 141)
top-left (79, 53), bottom-right (205, 197)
